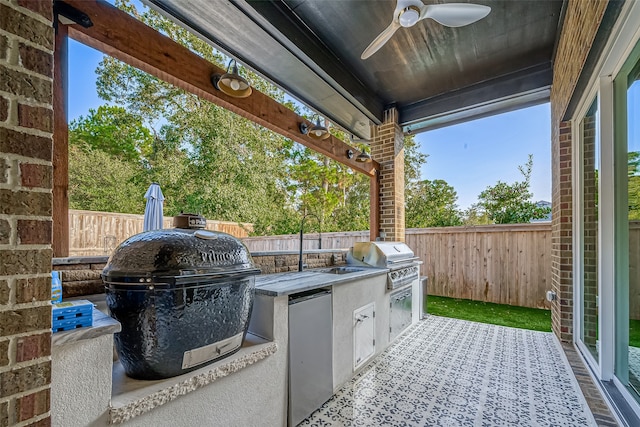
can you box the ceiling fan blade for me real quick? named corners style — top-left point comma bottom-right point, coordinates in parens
top-left (421, 3), bottom-right (491, 28)
top-left (361, 21), bottom-right (401, 60)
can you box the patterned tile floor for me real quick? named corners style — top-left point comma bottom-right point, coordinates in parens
top-left (301, 316), bottom-right (597, 426)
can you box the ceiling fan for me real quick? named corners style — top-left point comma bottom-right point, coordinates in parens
top-left (361, 0), bottom-right (491, 59)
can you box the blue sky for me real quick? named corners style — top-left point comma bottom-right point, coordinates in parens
top-left (416, 104), bottom-right (551, 210)
top-left (68, 39), bottom-right (551, 212)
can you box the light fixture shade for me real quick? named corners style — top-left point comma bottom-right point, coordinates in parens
top-left (355, 150), bottom-right (372, 163)
top-left (212, 60), bottom-right (252, 98)
top-left (308, 118), bottom-right (330, 140)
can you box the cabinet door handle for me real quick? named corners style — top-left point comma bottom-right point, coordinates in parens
top-left (355, 314), bottom-right (369, 324)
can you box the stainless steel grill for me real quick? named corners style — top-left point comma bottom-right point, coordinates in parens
top-left (347, 242), bottom-right (421, 290)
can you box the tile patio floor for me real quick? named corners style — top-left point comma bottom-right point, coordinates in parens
top-left (301, 316), bottom-right (606, 426)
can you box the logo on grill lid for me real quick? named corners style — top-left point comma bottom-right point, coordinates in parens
top-left (201, 248), bottom-right (244, 265)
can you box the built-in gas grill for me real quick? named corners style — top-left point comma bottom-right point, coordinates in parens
top-left (347, 241), bottom-right (421, 290)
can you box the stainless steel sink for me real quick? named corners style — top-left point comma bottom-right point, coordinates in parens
top-left (316, 267), bottom-right (368, 274)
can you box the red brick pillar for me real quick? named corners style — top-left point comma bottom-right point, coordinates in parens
top-left (370, 108), bottom-right (405, 242)
top-left (0, 0), bottom-right (54, 424)
top-left (551, 121), bottom-right (573, 342)
top-left (549, 0), bottom-right (609, 344)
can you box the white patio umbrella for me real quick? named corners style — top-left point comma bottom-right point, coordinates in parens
top-left (143, 183), bottom-right (165, 231)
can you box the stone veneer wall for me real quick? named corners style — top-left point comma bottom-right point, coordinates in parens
top-left (370, 108), bottom-right (405, 242)
top-left (549, 0), bottom-right (609, 342)
top-left (53, 251), bottom-right (348, 298)
top-left (0, 0), bottom-right (55, 425)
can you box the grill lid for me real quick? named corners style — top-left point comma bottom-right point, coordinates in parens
top-left (347, 241), bottom-right (417, 268)
top-left (102, 226), bottom-right (259, 284)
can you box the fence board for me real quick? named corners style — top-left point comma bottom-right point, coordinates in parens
top-left (68, 210), bottom-right (252, 256)
top-left (242, 231), bottom-right (370, 252)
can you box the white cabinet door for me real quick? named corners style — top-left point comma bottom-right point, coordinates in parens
top-left (353, 303), bottom-right (375, 370)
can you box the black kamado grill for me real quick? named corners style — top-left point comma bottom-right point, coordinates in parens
top-left (102, 213), bottom-right (260, 380)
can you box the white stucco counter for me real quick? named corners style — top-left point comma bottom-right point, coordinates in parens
top-left (51, 266), bottom-right (417, 427)
top-left (51, 309), bottom-right (121, 427)
top-left (52, 294), bottom-right (288, 427)
top-left (251, 266), bottom-right (420, 397)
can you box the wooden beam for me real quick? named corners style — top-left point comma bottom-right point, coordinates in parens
top-left (53, 24), bottom-right (69, 257)
top-left (63, 0), bottom-right (379, 176)
top-left (369, 173), bottom-right (380, 241)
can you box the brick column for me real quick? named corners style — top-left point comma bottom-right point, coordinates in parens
top-left (551, 121), bottom-right (573, 342)
top-left (549, 0), bottom-right (608, 344)
top-left (0, 0), bottom-right (54, 425)
top-left (370, 108), bottom-right (405, 242)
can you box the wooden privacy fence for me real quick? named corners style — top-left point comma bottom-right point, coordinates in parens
top-left (68, 210), bottom-right (252, 257)
top-left (406, 224), bottom-right (552, 309)
top-left (242, 231), bottom-right (370, 252)
top-left (244, 223), bottom-right (553, 309)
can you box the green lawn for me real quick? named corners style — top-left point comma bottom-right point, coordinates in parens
top-left (426, 295), bottom-right (552, 332)
top-left (630, 319), bottom-right (640, 348)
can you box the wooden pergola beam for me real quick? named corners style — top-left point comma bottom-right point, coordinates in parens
top-left (53, 24), bottom-right (69, 257)
top-left (63, 0), bottom-right (379, 177)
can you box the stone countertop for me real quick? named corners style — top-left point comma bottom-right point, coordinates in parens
top-left (255, 267), bottom-right (388, 296)
top-left (109, 333), bottom-right (277, 424)
top-left (52, 308), bottom-right (121, 347)
top-left (250, 249), bottom-right (347, 256)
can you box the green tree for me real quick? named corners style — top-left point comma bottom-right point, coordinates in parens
top-left (89, 1), bottom-right (297, 235)
top-left (69, 143), bottom-right (146, 213)
top-left (476, 154), bottom-right (550, 224)
top-left (71, 0), bottom-right (428, 235)
top-left (69, 105), bottom-right (154, 162)
top-left (462, 204), bottom-right (491, 226)
top-left (404, 135), bottom-right (428, 186)
top-left (406, 179), bottom-right (462, 227)
top-left (629, 151), bottom-right (640, 221)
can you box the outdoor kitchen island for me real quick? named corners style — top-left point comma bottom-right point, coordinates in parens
top-left (51, 256), bottom-right (420, 426)
top-left (252, 259), bottom-right (421, 426)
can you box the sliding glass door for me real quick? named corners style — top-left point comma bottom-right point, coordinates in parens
top-left (614, 40), bottom-right (640, 402)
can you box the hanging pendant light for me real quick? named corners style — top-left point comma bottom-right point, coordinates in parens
top-left (211, 59), bottom-right (252, 98)
top-left (356, 151), bottom-right (372, 163)
top-left (355, 145), bottom-right (372, 163)
top-left (299, 117), bottom-right (330, 140)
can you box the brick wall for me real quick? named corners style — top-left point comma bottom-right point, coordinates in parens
top-left (550, 121), bottom-right (574, 342)
top-left (371, 108), bottom-right (405, 242)
top-left (551, 1), bottom-right (609, 123)
top-left (0, 0), bottom-right (54, 425)
top-left (549, 1), bottom-right (609, 342)
top-left (581, 114), bottom-right (598, 348)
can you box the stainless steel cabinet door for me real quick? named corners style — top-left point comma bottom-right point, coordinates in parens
top-left (288, 291), bottom-right (333, 426)
top-left (353, 302), bottom-right (375, 370)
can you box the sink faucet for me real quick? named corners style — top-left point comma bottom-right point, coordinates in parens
top-left (299, 213), bottom-right (321, 272)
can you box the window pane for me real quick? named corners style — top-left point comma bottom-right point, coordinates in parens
top-left (627, 62), bottom-right (640, 397)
